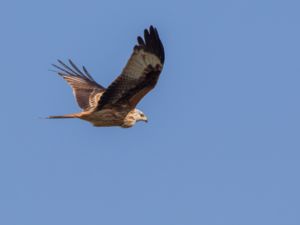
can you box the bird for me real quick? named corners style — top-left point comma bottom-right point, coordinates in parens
top-left (49, 25), bottom-right (165, 128)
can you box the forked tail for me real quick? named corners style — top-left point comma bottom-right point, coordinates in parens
top-left (48, 113), bottom-right (80, 119)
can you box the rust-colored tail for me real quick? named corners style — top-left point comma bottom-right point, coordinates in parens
top-left (48, 113), bottom-right (80, 119)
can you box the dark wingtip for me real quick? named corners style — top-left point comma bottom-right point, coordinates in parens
top-left (149, 25), bottom-right (155, 33)
top-left (138, 25), bottom-right (165, 64)
top-left (82, 65), bottom-right (95, 81)
top-left (137, 36), bottom-right (145, 46)
top-left (52, 62), bottom-right (69, 75)
top-left (68, 59), bottom-right (76, 67)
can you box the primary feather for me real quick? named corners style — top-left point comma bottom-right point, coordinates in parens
top-left (97, 25), bottom-right (164, 110)
top-left (52, 59), bottom-right (105, 111)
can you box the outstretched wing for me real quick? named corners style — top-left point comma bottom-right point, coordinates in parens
top-left (53, 59), bottom-right (106, 111)
top-left (97, 25), bottom-right (165, 110)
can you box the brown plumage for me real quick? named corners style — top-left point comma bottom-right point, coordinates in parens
top-left (49, 25), bottom-right (165, 128)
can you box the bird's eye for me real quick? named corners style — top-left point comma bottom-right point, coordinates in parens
top-left (141, 114), bottom-right (145, 117)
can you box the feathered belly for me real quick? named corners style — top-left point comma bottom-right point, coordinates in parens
top-left (78, 109), bottom-right (128, 127)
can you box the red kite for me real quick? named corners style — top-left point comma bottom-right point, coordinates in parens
top-left (49, 26), bottom-right (165, 128)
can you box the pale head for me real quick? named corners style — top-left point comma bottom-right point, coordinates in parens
top-left (132, 109), bottom-right (148, 123)
top-left (122, 109), bottom-right (148, 128)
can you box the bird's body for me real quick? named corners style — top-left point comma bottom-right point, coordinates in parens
top-left (49, 26), bottom-right (164, 128)
top-left (52, 108), bottom-right (144, 128)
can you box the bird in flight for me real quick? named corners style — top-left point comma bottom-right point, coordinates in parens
top-left (49, 25), bottom-right (165, 128)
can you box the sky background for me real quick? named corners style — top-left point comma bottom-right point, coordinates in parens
top-left (0, 0), bottom-right (300, 224)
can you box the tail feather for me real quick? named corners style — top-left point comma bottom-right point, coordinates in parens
top-left (48, 113), bottom-right (79, 119)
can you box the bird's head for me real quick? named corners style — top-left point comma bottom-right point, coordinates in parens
top-left (122, 109), bottom-right (148, 128)
top-left (134, 109), bottom-right (148, 123)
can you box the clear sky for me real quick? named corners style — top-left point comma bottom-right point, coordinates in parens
top-left (0, 0), bottom-right (300, 224)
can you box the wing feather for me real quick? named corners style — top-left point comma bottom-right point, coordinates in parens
top-left (97, 25), bottom-right (164, 110)
top-left (53, 59), bottom-right (105, 111)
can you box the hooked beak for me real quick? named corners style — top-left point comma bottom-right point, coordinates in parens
top-left (144, 118), bottom-right (148, 123)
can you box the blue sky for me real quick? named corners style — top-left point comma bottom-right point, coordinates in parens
top-left (0, 0), bottom-right (300, 224)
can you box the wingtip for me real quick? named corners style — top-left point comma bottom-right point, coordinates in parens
top-left (137, 36), bottom-right (145, 45)
top-left (149, 25), bottom-right (155, 32)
